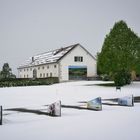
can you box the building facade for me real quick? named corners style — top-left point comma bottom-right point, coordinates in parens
top-left (17, 44), bottom-right (97, 82)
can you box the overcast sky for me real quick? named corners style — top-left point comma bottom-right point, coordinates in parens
top-left (0, 0), bottom-right (140, 75)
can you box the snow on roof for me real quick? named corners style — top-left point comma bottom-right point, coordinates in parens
top-left (18, 44), bottom-right (78, 68)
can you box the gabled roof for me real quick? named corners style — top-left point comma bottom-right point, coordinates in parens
top-left (18, 44), bottom-right (78, 68)
top-left (18, 43), bottom-right (96, 69)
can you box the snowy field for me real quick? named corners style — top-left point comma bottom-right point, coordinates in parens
top-left (0, 81), bottom-right (140, 140)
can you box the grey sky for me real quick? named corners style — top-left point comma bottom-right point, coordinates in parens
top-left (0, 0), bottom-right (140, 75)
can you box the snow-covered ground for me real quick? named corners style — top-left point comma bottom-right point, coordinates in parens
top-left (0, 81), bottom-right (140, 140)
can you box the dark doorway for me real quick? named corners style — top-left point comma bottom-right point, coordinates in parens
top-left (33, 69), bottom-right (37, 78)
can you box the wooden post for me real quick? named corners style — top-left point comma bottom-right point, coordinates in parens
top-left (60, 101), bottom-right (61, 117)
top-left (0, 106), bottom-right (2, 125)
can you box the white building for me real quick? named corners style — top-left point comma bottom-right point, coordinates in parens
top-left (17, 44), bottom-right (97, 82)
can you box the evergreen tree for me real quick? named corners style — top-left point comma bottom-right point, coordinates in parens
top-left (98, 20), bottom-right (140, 78)
top-left (0, 63), bottom-right (16, 79)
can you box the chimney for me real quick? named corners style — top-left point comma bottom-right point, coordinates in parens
top-left (32, 57), bottom-right (34, 62)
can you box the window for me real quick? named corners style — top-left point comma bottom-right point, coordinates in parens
top-left (30, 68), bottom-right (32, 71)
top-left (20, 69), bottom-right (22, 72)
top-left (74, 56), bottom-right (83, 62)
top-left (27, 74), bottom-right (28, 78)
top-left (54, 65), bottom-right (57, 68)
top-left (27, 68), bottom-right (29, 71)
top-left (43, 73), bottom-right (45, 78)
top-left (42, 66), bottom-right (44, 69)
top-left (47, 65), bottom-right (49, 69)
top-left (50, 73), bottom-right (52, 77)
top-left (24, 69), bottom-right (26, 71)
top-left (74, 57), bottom-right (77, 62)
top-left (38, 67), bottom-right (40, 70)
top-left (40, 73), bottom-right (42, 78)
top-left (46, 73), bottom-right (48, 77)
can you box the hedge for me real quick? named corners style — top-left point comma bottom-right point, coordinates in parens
top-left (114, 70), bottom-right (131, 86)
top-left (0, 77), bottom-right (59, 87)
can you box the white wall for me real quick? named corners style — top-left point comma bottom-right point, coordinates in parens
top-left (18, 63), bottom-right (59, 78)
top-left (59, 45), bottom-right (96, 81)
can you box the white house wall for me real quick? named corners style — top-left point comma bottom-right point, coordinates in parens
top-left (59, 45), bottom-right (97, 81)
top-left (18, 63), bottom-right (59, 78)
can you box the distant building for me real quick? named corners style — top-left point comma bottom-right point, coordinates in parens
top-left (17, 44), bottom-right (96, 82)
